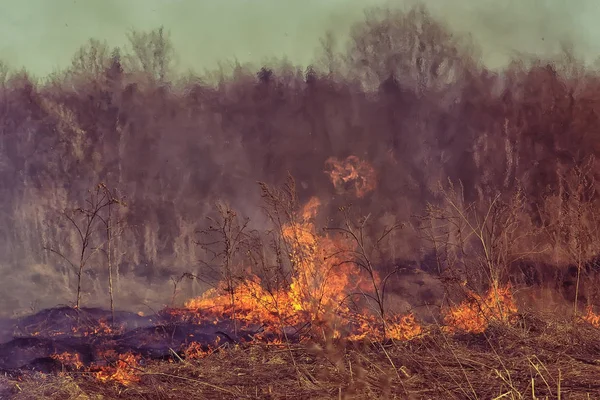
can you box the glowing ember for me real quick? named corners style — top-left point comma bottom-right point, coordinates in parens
top-left (72, 318), bottom-right (121, 337)
top-left (325, 155), bottom-right (377, 198)
top-left (443, 284), bottom-right (518, 334)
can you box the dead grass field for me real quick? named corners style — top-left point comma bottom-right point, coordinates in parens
top-left (4, 312), bottom-right (600, 400)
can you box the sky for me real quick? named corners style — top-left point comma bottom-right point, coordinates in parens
top-left (0, 0), bottom-right (599, 78)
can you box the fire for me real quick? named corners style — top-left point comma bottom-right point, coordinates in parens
top-left (51, 349), bottom-right (141, 386)
top-left (93, 351), bottom-right (141, 386)
top-left (583, 305), bottom-right (600, 327)
top-left (443, 283), bottom-right (518, 334)
top-left (346, 312), bottom-right (423, 341)
top-left (51, 352), bottom-right (84, 370)
top-left (184, 196), bottom-right (420, 342)
top-left (182, 338), bottom-right (222, 359)
top-left (283, 197), bottom-right (362, 320)
top-left (325, 155), bottom-right (377, 198)
top-left (386, 313), bottom-right (423, 341)
top-left (72, 318), bottom-right (120, 337)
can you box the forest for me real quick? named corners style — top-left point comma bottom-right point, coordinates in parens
top-left (1, 4), bottom-right (599, 319)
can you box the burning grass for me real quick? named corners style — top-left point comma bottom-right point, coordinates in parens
top-left (6, 315), bottom-right (600, 399)
top-left (6, 164), bottom-right (600, 398)
top-left (443, 283), bottom-right (519, 334)
top-left (182, 194), bottom-right (418, 343)
top-left (4, 280), bottom-right (600, 398)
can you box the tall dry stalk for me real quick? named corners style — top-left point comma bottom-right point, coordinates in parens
top-left (422, 180), bottom-right (541, 312)
top-left (196, 201), bottom-right (252, 334)
top-left (96, 183), bottom-right (127, 322)
top-left (326, 205), bottom-right (404, 338)
top-left (538, 157), bottom-right (600, 315)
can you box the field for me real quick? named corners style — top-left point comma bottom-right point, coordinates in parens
top-left (3, 308), bottom-right (600, 399)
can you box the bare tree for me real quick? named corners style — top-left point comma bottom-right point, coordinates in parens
top-left (44, 183), bottom-right (125, 309)
top-left (345, 5), bottom-right (476, 92)
top-left (125, 26), bottom-right (174, 83)
top-left (70, 38), bottom-right (112, 81)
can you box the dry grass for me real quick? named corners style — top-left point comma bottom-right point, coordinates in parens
top-left (4, 313), bottom-right (600, 399)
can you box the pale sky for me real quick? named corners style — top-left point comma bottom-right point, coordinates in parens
top-left (1, 0), bottom-right (599, 78)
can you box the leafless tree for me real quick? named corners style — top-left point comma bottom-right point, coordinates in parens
top-left (44, 183), bottom-right (125, 309)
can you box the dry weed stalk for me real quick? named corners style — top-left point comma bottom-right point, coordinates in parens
top-left (422, 180), bottom-right (540, 323)
top-left (96, 183), bottom-right (127, 322)
top-left (326, 205), bottom-right (404, 338)
top-left (196, 201), bottom-right (253, 334)
top-left (538, 156), bottom-right (600, 315)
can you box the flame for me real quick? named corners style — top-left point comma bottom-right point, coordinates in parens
top-left (93, 352), bottom-right (141, 386)
top-left (583, 305), bottom-right (600, 327)
top-left (72, 318), bottom-right (120, 337)
top-left (184, 196), bottom-right (420, 342)
top-left (182, 337), bottom-right (222, 359)
top-left (346, 312), bottom-right (423, 341)
top-left (51, 352), bottom-right (84, 370)
top-left (325, 155), bottom-right (377, 198)
top-left (386, 313), bottom-right (423, 341)
top-left (443, 283), bottom-right (518, 334)
top-left (283, 197), bottom-right (362, 320)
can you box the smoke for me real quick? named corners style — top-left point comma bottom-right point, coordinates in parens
top-left (0, 2), bottom-right (598, 317)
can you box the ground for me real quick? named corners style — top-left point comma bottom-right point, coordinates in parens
top-left (4, 312), bottom-right (600, 400)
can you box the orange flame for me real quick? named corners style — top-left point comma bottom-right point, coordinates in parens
top-left (71, 318), bottom-right (120, 337)
top-left (184, 196), bottom-right (420, 342)
top-left (182, 337), bottom-right (222, 359)
top-left (93, 352), bottom-right (141, 386)
top-left (583, 305), bottom-right (600, 327)
top-left (444, 284), bottom-right (518, 334)
top-left (386, 313), bottom-right (423, 341)
top-left (325, 156), bottom-right (377, 198)
top-left (51, 352), bottom-right (84, 370)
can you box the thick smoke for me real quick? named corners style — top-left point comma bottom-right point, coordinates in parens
top-left (0, 3), bottom-right (599, 317)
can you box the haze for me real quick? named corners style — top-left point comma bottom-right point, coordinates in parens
top-left (1, 0), bottom-right (600, 77)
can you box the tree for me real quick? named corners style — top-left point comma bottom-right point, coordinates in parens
top-left (345, 5), bottom-right (476, 93)
top-left (125, 26), bottom-right (174, 83)
top-left (44, 183), bottom-right (126, 310)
